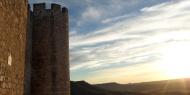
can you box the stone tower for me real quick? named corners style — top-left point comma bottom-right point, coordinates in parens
top-left (30, 3), bottom-right (70, 95)
top-left (0, 0), bottom-right (28, 95)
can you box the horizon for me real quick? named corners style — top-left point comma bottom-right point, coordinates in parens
top-left (30, 0), bottom-right (190, 84)
top-left (74, 77), bottom-right (190, 85)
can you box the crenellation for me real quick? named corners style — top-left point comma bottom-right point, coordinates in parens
top-left (51, 3), bottom-right (61, 12)
top-left (33, 3), bottom-right (45, 13)
top-left (62, 7), bottom-right (68, 13)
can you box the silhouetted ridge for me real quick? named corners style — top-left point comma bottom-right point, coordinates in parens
top-left (95, 78), bottom-right (190, 95)
top-left (71, 81), bottom-right (148, 95)
top-left (73, 81), bottom-right (88, 85)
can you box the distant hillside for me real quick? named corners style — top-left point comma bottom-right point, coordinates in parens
top-left (71, 81), bottom-right (147, 95)
top-left (95, 78), bottom-right (190, 95)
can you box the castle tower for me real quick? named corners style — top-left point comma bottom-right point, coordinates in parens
top-left (0, 0), bottom-right (28, 95)
top-left (31, 3), bottom-right (70, 95)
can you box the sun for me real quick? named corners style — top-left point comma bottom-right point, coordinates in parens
top-left (157, 42), bottom-right (190, 79)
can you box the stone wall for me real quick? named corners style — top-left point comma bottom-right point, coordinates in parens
top-left (0, 0), bottom-right (28, 95)
top-left (24, 5), bottom-right (32, 95)
top-left (31, 3), bottom-right (70, 95)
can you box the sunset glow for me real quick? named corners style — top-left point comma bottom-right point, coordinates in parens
top-left (157, 42), bottom-right (190, 79)
top-left (30, 0), bottom-right (190, 84)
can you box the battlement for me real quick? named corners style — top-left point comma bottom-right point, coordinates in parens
top-left (33, 3), bottom-right (45, 11)
top-left (51, 3), bottom-right (61, 11)
top-left (32, 3), bottom-right (67, 13)
top-left (62, 7), bottom-right (68, 13)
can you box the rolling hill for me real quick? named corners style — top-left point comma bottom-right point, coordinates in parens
top-left (71, 81), bottom-right (147, 95)
top-left (95, 78), bottom-right (190, 95)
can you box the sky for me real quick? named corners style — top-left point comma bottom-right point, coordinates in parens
top-left (29, 0), bottom-right (190, 84)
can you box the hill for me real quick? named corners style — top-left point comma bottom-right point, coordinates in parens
top-left (71, 81), bottom-right (147, 95)
top-left (95, 78), bottom-right (190, 95)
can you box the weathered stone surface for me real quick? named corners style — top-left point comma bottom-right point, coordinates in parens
top-left (0, 0), bottom-right (28, 95)
top-left (0, 2), bottom-right (70, 95)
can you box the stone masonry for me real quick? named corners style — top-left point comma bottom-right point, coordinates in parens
top-left (0, 1), bottom-right (70, 95)
top-left (0, 0), bottom-right (28, 95)
top-left (30, 3), bottom-right (70, 95)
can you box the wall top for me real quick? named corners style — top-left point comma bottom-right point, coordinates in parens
top-left (31, 3), bottom-right (67, 12)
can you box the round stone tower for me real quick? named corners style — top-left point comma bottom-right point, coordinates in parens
top-left (31, 3), bottom-right (70, 95)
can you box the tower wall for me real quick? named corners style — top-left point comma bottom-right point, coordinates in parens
top-left (31, 3), bottom-right (70, 95)
top-left (0, 0), bottom-right (28, 95)
top-left (52, 4), bottom-right (70, 95)
top-left (31, 3), bottom-right (54, 95)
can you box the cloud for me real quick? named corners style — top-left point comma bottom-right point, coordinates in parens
top-left (70, 0), bottom-right (148, 32)
top-left (85, 62), bottom-right (167, 84)
top-left (76, 6), bottom-right (103, 26)
top-left (70, 0), bottom-right (190, 83)
top-left (29, 0), bottom-right (190, 83)
top-left (101, 13), bottom-right (135, 24)
top-left (82, 7), bottom-right (102, 19)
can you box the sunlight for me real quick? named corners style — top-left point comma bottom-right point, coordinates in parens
top-left (157, 42), bottom-right (190, 79)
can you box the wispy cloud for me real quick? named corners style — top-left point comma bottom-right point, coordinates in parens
top-left (76, 6), bottom-right (103, 26)
top-left (101, 13), bottom-right (135, 24)
top-left (70, 0), bottom-right (190, 83)
top-left (29, 0), bottom-right (190, 83)
top-left (82, 7), bottom-right (102, 20)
